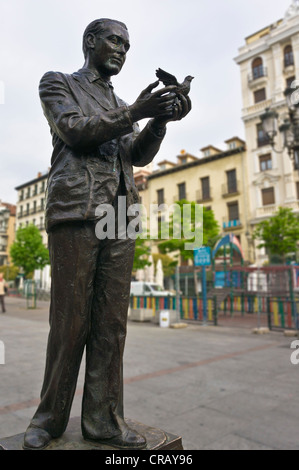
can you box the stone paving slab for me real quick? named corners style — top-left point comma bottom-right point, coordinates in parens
top-left (0, 296), bottom-right (299, 450)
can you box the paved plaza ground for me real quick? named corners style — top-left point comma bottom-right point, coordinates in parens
top-left (0, 295), bottom-right (298, 450)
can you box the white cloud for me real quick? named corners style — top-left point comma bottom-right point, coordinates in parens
top-left (0, 0), bottom-right (292, 204)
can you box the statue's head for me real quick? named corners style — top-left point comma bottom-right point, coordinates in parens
top-left (82, 19), bottom-right (130, 77)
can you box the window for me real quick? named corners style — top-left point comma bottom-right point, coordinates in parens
top-left (33, 184), bottom-right (38, 195)
top-left (19, 190), bottom-right (24, 201)
top-left (228, 201), bottom-right (239, 221)
top-left (40, 181), bottom-right (45, 193)
top-left (259, 154), bottom-right (272, 171)
top-left (26, 187), bottom-right (31, 198)
top-left (157, 189), bottom-right (164, 205)
top-left (286, 76), bottom-right (295, 88)
top-left (33, 201), bottom-right (37, 213)
top-left (26, 203), bottom-right (29, 215)
top-left (226, 169), bottom-right (237, 193)
top-left (284, 45), bottom-right (294, 68)
top-left (204, 150), bottom-right (210, 157)
top-left (254, 88), bottom-right (266, 103)
top-left (252, 57), bottom-right (264, 79)
top-left (296, 182), bottom-right (299, 200)
top-left (201, 177), bottom-right (210, 200)
top-left (262, 187), bottom-right (275, 205)
top-left (257, 123), bottom-right (270, 147)
top-left (229, 142), bottom-right (236, 150)
top-left (178, 182), bottom-right (186, 200)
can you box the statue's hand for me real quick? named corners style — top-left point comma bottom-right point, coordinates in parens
top-left (152, 93), bottom-right (192, 127)
top-left (129, 81), bottom-right (177, 122)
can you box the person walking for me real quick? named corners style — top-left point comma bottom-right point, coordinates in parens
top-left (0, 273), bottom-right (7, 313)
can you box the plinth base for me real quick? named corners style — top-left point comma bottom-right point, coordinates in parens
top-left (0, 417), bottom-right (183, 450)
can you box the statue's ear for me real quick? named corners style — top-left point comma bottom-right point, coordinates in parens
top-left (85, 33), bottom-right (96, 52)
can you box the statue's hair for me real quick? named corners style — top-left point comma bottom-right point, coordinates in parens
top-left (82, 19), bottom-right (128, 58)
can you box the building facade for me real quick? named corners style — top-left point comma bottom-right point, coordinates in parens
top-left (0, 201), bottom-right (16, 266)
top-left (234, 1), bottom-right (299, 262)
top-left (15, 171), bottom-right (48, 245)
top-left (15, 171), bottom-right (50, 289)
top-left (139, 138), bottom-right (251, 262)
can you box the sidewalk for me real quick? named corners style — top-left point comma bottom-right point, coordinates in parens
top-left (0, 295), bottom-right (298, 450)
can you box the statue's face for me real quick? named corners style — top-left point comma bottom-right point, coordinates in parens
top-left (93, 23), bottom-right (130, 77)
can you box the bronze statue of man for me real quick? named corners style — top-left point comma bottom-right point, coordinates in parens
top-left (23, 18), bottom-right (192, 450)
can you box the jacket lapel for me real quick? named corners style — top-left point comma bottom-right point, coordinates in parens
top-left (71, 71), bottom-right (113, 111)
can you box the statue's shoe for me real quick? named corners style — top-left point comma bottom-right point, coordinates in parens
top-left (23, 425), bottom-right (52, 450)
top-left (84, 427), bottom-right (147, 449)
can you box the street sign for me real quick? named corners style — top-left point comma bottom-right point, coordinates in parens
top-left (194, 247), bottom-right (211, 266)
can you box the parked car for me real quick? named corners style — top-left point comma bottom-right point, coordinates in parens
top-left (130, 281), bottom-right (174, 297)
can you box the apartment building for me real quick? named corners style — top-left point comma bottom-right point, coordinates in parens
top-left (15, 171), bottom-right (48, 245)
top-left (234, 1), bottom-right (299, 262)
top-left (0, 201), bottom-right (16, 266)
top-left (141, 137), bottom-right (251, 261)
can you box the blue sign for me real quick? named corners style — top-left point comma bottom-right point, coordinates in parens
top-left (194, 247), bottom-right (211, 266)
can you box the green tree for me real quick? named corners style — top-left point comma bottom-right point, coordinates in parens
top-left (10, 224), bottom-right (50, 277)
top-left (158, 200), bottom-right (220, 263)
top-left (252, 207), bottom-right (299, 263)
top-left (132, 236), bottom-right (151, 271)
top-left (0, 264), bottom-right (19, 281)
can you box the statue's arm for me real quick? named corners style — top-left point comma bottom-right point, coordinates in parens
top-left (130, 119), bottom-right (167, 167)
top-left (39, 71), bottom-right (135, 151)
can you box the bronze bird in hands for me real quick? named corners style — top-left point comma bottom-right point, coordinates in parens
top-left (155, 68), bottom-right (194, 96)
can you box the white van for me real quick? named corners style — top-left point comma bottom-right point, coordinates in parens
top-left (130, 281), bottom-right (174, 297)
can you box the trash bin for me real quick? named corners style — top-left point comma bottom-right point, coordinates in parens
top-left (159, 310), bottom-right (170, 328)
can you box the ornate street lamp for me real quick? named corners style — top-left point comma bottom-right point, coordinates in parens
top-left (260, 83), bottom-right (299, 170)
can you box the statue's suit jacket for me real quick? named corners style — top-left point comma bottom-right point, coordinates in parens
top-left (39, 69), bottom-right (166, 232)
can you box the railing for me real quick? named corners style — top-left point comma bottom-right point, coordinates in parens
top-left (257, 136), bottom-right (271, 148)
top-left (129, 295), bottom-right (217, 325)
top-left (222, 219), bottom-right (242, 230)
top-left (221, 180), bottom-right (240, 197)
top-left (248, 66), bottom-right (268, 83)
top-left (196, 188), bottom-right (212, 203)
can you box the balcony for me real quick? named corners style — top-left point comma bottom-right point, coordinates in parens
top-left (196, 188), bottom-right (213, 203)
top-left (257, 136), bottom-right (271, 148)
top-left (248, 67), bottom-right (268, 86)
top-left (255, 201), bottom-right (299, 219)
top-left (221, 181), bottom-right (240, 198)
top-left (222, 219), bottom-right (242, 231)
top-left (173, 193), bottom-right (188, 203)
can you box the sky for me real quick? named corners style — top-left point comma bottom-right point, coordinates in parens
top-left (0, 0), bottom-right (293, 204)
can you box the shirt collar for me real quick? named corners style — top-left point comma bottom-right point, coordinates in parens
top-left (78, 68), bottom-right (114, 89)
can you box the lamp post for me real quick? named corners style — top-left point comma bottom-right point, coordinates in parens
top-left (260, 82), bottom-right (299, 171)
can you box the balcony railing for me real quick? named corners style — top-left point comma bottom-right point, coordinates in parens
top-left (248, 66), bottom-right (268, 83)
top-left (222, 219), bottom-right (242, 230)
top-left (173, 193), bottom-right (188, 202)
top-left (221, 180), bottom-right (240, 197)
top-left (196, 188), bottom-right (212, 203)
top-left (257, 136), bottom-right (271, 148)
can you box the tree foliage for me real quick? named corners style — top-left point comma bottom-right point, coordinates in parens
top-left (252, 207), bottom-right (299, 263)
top-left (132, 236), bottom-right (151, 271)
top-left (10, 224), bottom-right (50, 277)
top-left (158, 200), bottom-right (220, 263)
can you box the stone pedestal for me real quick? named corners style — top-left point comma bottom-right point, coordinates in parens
top-left (0, 417), bottom-right (183, 450)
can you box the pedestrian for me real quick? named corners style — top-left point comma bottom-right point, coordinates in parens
top-left (0, 273), bottom-right (7, 313)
